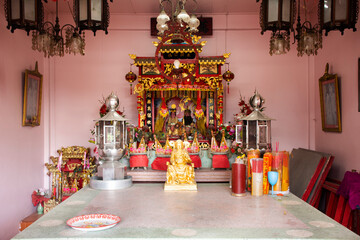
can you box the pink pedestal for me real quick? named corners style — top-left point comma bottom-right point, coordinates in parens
top-left (212, 154), bottom-right (230, 169)
top-left (130, 155), bottom-right (149, 168)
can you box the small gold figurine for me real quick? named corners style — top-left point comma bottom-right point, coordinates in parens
top-left (164, 140), bottom-right (197, 191)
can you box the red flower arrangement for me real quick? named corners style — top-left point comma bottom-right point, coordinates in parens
top-left (99, 103), bottom-right (124, 117)
top-left (238, 99), bottom-right (252, 116)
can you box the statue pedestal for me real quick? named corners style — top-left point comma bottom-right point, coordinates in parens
top-left (164, 183), bottom-right (197, 191)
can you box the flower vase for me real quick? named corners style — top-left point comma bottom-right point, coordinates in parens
top-left (37, 202), bottom-right (44, 214)
top-left (226, 140), bottom-right (232, 149)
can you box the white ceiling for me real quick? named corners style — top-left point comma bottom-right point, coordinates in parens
top-left (45, 0), bottom-right (319, 16)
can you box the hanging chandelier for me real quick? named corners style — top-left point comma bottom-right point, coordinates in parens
top-left (295, 0), bottom-right (322, 56)
top-left (5, 0), bottom-right (113, 57)
top-left (269, 31), bottom-right (290, 56)
top-left (154, 0), bottom-right (201, 85)
top-left (257, 0), bottom-right (296, 55)
top-left (156, 0), bottom-right (200, 35)
top-left (32, 0), bottom-right (84, 57)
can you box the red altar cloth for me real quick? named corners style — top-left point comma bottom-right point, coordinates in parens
top-left (151, 157), bottom-right (170, 171)
top-left (151, 155), bottom-right (202, 171)
top-left (212, 154), bottom-right (230, 169)
top-left (130, 154), bottom-right (149, 168)
top-left (190, 155), bottom-right (202, 168)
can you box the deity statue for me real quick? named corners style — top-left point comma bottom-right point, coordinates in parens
top-left (164, 104), bottom-right (182, 137)
top-left (164, 139), bottom-right (197, 191)
top-left (183, 109), bottom-right (194, 126)
top-left (183, 109), bottom-right (195, 136)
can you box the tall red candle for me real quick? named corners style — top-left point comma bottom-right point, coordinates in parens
top-left (232, 162), bottom-right (246, 196)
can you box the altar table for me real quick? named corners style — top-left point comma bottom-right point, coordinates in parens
top-left (13, 183), bottom-right (359, 239)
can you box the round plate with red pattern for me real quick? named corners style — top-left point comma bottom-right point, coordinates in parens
top-left (66, 214), bottom-right (121, 231)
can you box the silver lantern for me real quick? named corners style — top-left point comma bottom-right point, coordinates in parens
top-left (239, 91), bottom-right (272, 150)
top-left (90, 93), bottom-right (132, 190)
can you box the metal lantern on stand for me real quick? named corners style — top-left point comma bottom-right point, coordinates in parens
top-left (90, 93), bottom-right (132, 190)
top-left (239, 91), bottom-right (272, 150)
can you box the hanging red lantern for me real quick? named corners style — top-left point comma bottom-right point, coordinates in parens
top-left (222, 69), bottom-right (235, 94)
top-left (125, 71), bottom-right (137, 95)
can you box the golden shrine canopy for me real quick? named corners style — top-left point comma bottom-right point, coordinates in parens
top-left (129, 23), bottom-right (232, 139)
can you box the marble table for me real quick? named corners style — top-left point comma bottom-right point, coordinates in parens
top-left (13, 183), bottom-right (359, 239)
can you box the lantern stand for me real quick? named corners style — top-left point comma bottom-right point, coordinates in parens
top-left (238, 90), bottom-right (273, 151)
top-left (90, 93), bottom-right (132, 190)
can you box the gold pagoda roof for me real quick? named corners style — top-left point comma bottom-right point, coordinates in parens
top-left (133, 56), bottom-right (228, 66)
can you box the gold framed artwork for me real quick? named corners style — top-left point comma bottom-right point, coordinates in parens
top-left (23, 62), bottom-right (42, 127)
top-left (141, 65), bottom-right (160, 75)
top-left (199, 65), bottom-right (218, 75)
top-left (319, 63), bottom-right (341, 132)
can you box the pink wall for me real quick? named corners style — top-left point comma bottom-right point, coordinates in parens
top-left (314, 28), bottom-right (360, 180)
top-left (0, 12), bottom-right (45, 240)
top-left (49, 14), bottom-right (313, 157)
top-left (2, 7), bottom-right (359, 239)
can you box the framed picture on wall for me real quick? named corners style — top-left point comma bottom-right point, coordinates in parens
top-left (23, 62), bottom-right (42, 127)
top-left (319, 63), bottom-right (341, 132)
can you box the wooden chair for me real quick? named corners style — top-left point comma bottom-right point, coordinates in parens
top-left (318, 174), bottom-right (360, 235)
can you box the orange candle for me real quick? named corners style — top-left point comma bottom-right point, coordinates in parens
top-left (263, 152), bottom-right (272, 194)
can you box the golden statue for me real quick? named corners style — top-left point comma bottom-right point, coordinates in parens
top-left (164, 139), bottom-right (197, 191)
top-left (165, 104), bottom-right (183, 137)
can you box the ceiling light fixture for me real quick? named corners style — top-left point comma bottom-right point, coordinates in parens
top-left (257, 0), bottom-right (296, 55)
top-left (4, 0), bottom-right (44, 35)
top-left (156, 0), bottom-right (200, 35)
top-left (295, 0), bottom-right (322, 56)
top-left (319, 0), bottom-right (359, 35)
top-left (32, 0), bottom-right (84, 57)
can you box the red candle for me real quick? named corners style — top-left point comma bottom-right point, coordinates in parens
top-left (232, 162), bottom-right (246, 196)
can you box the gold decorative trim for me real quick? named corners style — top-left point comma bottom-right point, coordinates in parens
top-left (223, 53), bottom-right (231, 59)
top-left (196, 76), bottom-right (221, 89)
top-left (199, 59), bottom-right (226, 65)
top-left (139, 77), bottom-right (163, 90)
